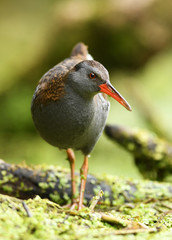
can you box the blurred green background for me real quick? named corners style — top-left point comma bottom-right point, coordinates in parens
top-left (1, 0), bottom-right (172, 179)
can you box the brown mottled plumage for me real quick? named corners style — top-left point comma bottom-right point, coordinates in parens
top-left (34, 43), bottom-right (89, 104)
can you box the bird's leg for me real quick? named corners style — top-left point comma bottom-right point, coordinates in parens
top-left (66, 148), bottom-right (76, 204)
top-left (78, 155), bottom-right (88, 210)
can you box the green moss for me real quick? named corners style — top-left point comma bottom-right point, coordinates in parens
top-left (93, 185), bottom-right (102, 195)
top-left (162, 214), bottom-right (172, 228)
top-left (0, 173), bottom-right (18, 185)
top-left (19, 182), bottom-right (33, 192)
top-left (104, 190), bottom-right (110, 198)
top-left (1, 170), bottom-right (7, 176)
top-left (2, 185), bottom-right (13, 193)
top-left (127, 142), bottom-right (135, 151)
top-left (63, 192), bottom-right (70, 202)
top-left (48, 182), bottom-right (56, 189)
top-left (90, 179), bottom-right (96, 185)
top-left (1, 193), bottom-right (172, 240)
top-left (49, 192), bottom-right (64, 204)
top-left (38, 182), bottom-right (49, 190)
top-left (103, 198), bottom-right (111, 205)
top-left (59, 175), bottom-right (69, 189)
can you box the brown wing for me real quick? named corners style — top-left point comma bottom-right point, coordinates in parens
top-left (33, 43), bottom-right (89, 104)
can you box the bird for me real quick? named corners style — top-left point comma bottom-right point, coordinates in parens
top-left (31, 42), bottom-right (132, 210)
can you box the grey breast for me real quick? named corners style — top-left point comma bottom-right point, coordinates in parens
top-left (32, 88), bottom-right (110, 155)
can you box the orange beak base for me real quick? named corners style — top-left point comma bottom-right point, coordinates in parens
top-left (100, 83), bottom-right (132, 111)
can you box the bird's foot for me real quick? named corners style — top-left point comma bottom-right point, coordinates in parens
top-left (62, 199), bottom-right (86, 211)
top-left (62, 203), bottom-right (77, 210)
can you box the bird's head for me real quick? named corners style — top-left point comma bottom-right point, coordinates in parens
top-left (68, 60), bottom-right (131, 111)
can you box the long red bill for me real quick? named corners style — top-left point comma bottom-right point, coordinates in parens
top-left (100, 82), bottom-right (132, 111)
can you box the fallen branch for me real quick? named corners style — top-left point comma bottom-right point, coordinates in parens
top-left (105, 125), bottom-right (172, 181)
top-left (1, 159), bottom-right (172, 206)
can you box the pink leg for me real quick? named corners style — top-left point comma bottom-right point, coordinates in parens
top-left (78, 156), bottom-right (88, 210)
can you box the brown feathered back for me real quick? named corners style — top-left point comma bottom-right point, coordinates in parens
top-left (33, 43), bottom-right (89, 104)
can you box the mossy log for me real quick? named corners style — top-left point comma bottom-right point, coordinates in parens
top-left (1, 160), bottom-right (172, 207)
top-left (1, 161), bottom-right (172, 239)
top-left (105, 125), bottom-right (172, 182)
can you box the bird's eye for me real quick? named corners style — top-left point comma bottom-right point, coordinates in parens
top-left (89, 73), bottom-right (96, 79)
